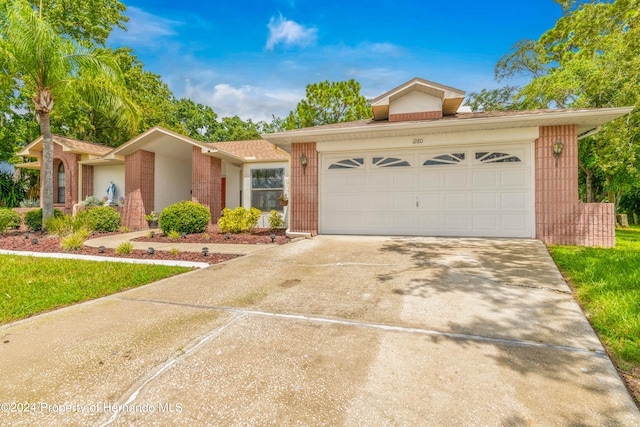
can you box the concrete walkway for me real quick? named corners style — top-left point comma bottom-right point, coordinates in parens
top-left (85, 230), bottom-right (271, 255)
top-left (1, 236), bottom-right (638, 426)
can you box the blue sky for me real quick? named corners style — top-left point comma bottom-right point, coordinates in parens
top-left (107, 1), bottom-right (563, 122)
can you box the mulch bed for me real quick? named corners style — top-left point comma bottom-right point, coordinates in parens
top-left (133, 228), bottom-right (289, 245)
top-left (0, 229), bottom-right (288, 265)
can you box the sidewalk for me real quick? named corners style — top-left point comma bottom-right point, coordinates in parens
top-left (85, 230), bottom-right (273, 256)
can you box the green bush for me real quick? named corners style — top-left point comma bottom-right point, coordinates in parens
top-left (0, 208), bottom-right (21, 232)
top-left (159, 201), bottom-right (211, 234)
top-left (45, 213), bottom-right (92, 237)
top-left (81, 195), bottom-right (103, 207)
top-left (83, 206), bottom-right (121, 232)
top-left (0, 171), bottom-right (26, 208)
top-left (268, 210), bottom-right (284, 230)
top-left (217, 207), bottom-right (262, 233)
top-left (60, 229), bottom-right (90, 251)
top-left (115, 241), bottom-right (133, 254)
top-left (24, 208), bottom-right (64, 231)
top-left (19, 199), bottom-right (39, 208)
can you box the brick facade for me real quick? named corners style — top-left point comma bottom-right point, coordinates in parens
top-left (192, 147), bottom-right (222, 223)
top-left (535, 125), bottom-right (615, 247)
top-left (389, 111), bottom-right (442, 122)
top-left (290, 142), bottom-right (318, 234)
top-left (48, 144), bottom-right (79, 214)
top-left (81, 165), bottom-right (94, 200)
top-left (122, 150), bottom-right (155, 230)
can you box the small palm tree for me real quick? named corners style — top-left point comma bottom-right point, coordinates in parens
top-left (0, 0), bottom-right (136, 222)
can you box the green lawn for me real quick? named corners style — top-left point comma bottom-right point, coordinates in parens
top-left (548, 226), bottom-right (640, 368)
top-left (0, 255), bottom-right (192, 324)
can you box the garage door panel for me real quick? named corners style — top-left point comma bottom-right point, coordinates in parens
top-left (445, 215), bottom-right (470, 231)
top-left (394, 193), bottom-right (417, 210)
top-left (501, 192), bottom-right (527, 209)
top-left (501, 170), bottom-right (528, 187)
top-left (419, 173), bottom-right (442, 190)
top-left (445, 172), bottom-right (468, 188)
top-left (472, 193), bottom-right (498, 209)
top-left (445, 193), bottom-right (469, 209)
top-left (393, 173), bottom-right (415, 190)
top-left (502, 214), bottom-right (528, 232)
top-left (321, 144), bottom-right (532, 238)
top-left (472, 171), bottom-right (496, 188)
top-left (370, 174), bottom-right (393, 191)
top-left (473, 215), bottom-right (498, 230)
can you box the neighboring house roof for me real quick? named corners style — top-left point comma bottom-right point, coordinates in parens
top-left (264, 106), bottom-right (635, 148)
top-left (205, 140), bottom-right (289, 162)
top-left (17, 134), bottom-right (113, 157)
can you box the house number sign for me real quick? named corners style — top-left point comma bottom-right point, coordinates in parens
top-left (412, 138), bottom-right (424, 144)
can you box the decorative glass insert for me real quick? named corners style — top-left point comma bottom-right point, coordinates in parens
top-left (57, 162), bottom-right (65, 203)
top-left (328, 158), bottom-right (364, 169)
top-left (475, 152), bottom-right (521, 163)
top-left (423, 153), bottom-right (466, 166)
top-left (372, 157), bottom-right (411, 167)
top-left (251, 168), bottom-right (284, 211)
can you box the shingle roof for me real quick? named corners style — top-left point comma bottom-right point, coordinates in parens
top-left (53, 135), bottom-right (113, 155)
top-left (205, 140), bottom-right (289, 161)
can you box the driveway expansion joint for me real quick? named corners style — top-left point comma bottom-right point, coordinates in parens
top-left (113, 296), bottom-right (607, 358)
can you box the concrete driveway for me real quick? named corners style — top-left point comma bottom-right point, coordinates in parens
top-left (1, 236), bottom-right (638, 426)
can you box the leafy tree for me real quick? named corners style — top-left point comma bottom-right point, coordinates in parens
top-left (0, 0), bottom-right (136, 221)
top-left (494, 0), bottom-right (640, 209)
top-left (464, 86), bottom-right (522, 112)
top-left (30, 0), bottom-right (128, 46)
top-left (284, 79), bottom-right (371, 129)
top-left (173, 98), bottom-right (219, 142)
top-left (213, 116), bottom-right (262, 141)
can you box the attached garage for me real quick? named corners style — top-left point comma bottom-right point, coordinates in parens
top-left (320, 143), bottom-right (533, 237)
top-left (264, 77), bottom-right (633, 247)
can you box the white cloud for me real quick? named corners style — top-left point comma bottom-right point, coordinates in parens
top-left (184, 81), bottom-right (302, 122)
top-left (108, 7), bottom-right (182, 46)
top-left (265, 14), bottom-right (317, 50)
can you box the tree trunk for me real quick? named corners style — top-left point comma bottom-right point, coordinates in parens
top-left (585, 169), bottom-right (594, 203)
top-left (39, 112), bottom-right (54, 223)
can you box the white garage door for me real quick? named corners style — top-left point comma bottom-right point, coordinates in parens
top-left (320, 144), bottom-right (534, 237)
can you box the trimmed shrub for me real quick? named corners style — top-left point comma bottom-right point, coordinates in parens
top-left (82, 195), bottom-right (103, 207)
top-left (159, 201), bottom-right (211, 234)
top-left (268, 210), bottom-right (284, 230)
top-left (217, 207), bottom-right (262, 233)
top-left (0, 208), bottom-right (21, 232)
top-left (83, 206), bottom-right (121, 232)
top-left (24, 208), bottom-right (64, 231)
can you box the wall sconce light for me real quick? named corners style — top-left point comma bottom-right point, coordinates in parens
top-left (553, 137), bottom-right (564, 167)
top-left (300, 152), bottom-right (308, 172)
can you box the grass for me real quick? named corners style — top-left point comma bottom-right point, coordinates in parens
top-left (548, 226), bottom-right (640, 368)
top-left (0, 255), bottom-right (191, 324)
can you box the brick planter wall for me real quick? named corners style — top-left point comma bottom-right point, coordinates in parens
top-left (535, 125), bottom-right (615, 247)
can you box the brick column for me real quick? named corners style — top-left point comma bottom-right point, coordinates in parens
top-left (290, 142), bottom-right (318, 234)
top-left (122, 150), bottom-right (155, 230)
top-left (81, 165), bottom-right (94, 200)
top-left (535, 125), bottom-right (615, 247)
top-left (192, 147), bottom-right (222, 222)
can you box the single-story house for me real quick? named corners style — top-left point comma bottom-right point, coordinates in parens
top-left (16, 127), bottom-right (290, 229)
top-left (263, 78), bottom-right (634, 247)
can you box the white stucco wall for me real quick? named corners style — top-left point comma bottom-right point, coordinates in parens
top-left (223, 162), bottom-right (242, 209)
top-left (154, 153), bottom-right (192, 211)
top-left (93, 165), bottom-right (125, 204)
top-left (390, 91), bottom-right (442, 114)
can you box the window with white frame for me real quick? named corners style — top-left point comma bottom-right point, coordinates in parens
top-left (251, 168), bottom-right (284, 212)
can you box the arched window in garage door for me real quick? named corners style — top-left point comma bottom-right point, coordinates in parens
top-left (328, 158), bottom-right (364, 169)
top-left (475, 152), bottom-right (522, 163)
top-left (372, 157), bottom-right (411, 168)
top-left (423, 153), bottom-right (466, 166)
